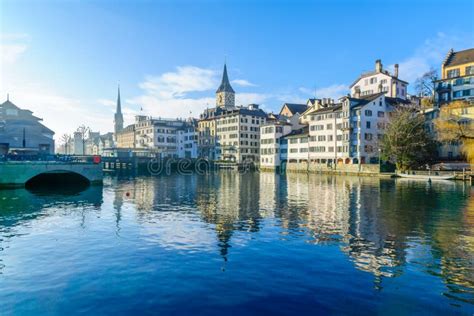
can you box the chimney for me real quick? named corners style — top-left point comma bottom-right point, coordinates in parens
top-left (394, 64), bottom-right (399, 78)
top-left (375, 59), bottom-right (383, 73)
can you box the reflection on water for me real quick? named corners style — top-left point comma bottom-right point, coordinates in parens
top-left (0, 173), bottom-right (473, 314)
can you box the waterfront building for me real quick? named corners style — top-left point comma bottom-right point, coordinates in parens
top-left (308, 93), bottom-right (396, 164)
top-left (198, 107), bottom-right (222, 160)
top-left (259, 102), bottom-right (308, 169)
top-left (216, 104), bottom-right (266, 163)
top-left (115, 115), bottom-right (197, 158)
top-left (424, 47), bottom-right (474, 159)
top-left (84, 132), bottom-right (114, 155)
top-left (435, 48), bottom-right (474, 105)
top-left (350, 59), bottom-right (408, 100)
top-left (198, 63), bottom-right (268, 163)
top-left (116, 124), bottom-right (136, 149)
top-left (177, 119), bottom-right (198, 159)
top-left (282, 93), bottom-right (408, 167)
top-left (285, 126), bottom-right (309, 163)
top-left (260, 119), bottom-right (292, 169)
top-left (306, 98), bottom-right (344, 164)
top-left (0, 97), bottom-right (55, 155)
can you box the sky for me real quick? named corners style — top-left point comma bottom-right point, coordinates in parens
top-left (1, 0), bottom-right (474, 139)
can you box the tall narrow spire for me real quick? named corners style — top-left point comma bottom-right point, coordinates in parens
top-left (116, 84), bottom-right (122, 114)
top-left (216, 63), bottom-right (235, 94)
top-left (114, 84), bottom-right (124, 137)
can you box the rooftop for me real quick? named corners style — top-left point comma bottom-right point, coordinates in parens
top-left (443, 48), bottom-right (474, 68)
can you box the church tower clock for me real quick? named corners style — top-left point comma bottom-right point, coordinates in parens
top-left (216, 63), bottom-right (235, 108)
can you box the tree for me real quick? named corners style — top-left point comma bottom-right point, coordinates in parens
top-left (60, 134), bottom-right (71, 155)
top-left (381, 108), bottom-right (438, 171)
top-left (76, 125), bottom-right (90, 155)
top-left (415, 68), bottom-right (438, 98)
top-left (434, 101), bottom-right (474, 162)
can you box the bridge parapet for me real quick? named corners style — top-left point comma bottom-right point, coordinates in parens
top-left (0, 161), bottom-right (103, 188)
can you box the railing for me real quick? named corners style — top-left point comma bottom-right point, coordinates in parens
top-left (0, 154), bottom-right (99, 164)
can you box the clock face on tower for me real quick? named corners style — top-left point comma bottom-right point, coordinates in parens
top-left (217, 91), bottom-right (235, 108)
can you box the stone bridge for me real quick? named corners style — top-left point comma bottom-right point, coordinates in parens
top-left (0, 161), bottom-right (103, 188)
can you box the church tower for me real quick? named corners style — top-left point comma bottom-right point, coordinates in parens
top-left (216, 63), bottom-right (235, 108)
top-left (114, 85), bottom-right (124, 139)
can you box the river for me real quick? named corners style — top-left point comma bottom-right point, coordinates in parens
top-left (0, 173), bottom-right (473, 315)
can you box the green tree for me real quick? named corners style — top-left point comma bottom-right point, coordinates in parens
top-left (381, 108), bottom-right (437, 171)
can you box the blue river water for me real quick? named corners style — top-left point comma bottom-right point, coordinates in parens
top-left (0, 173), bottom-right (473, 315)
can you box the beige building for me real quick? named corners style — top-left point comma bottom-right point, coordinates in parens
top-left (198, 63), bottom-right (268, 163)
top-left (216, 104), bottom-right (267, 162)
top-left (116, 124), bottom-right (136, 149)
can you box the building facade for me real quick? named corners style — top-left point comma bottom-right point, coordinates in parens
top-left (198, 64), bottom-right (268, 163)
top-left (116, 115), bottom-right (198, 158)
top-left (216, 104), bottom-right (267, 163)
top-left (350, 59), bottom-right (408, 100)
top-left (435, 48), bottom-right (474, 105)
top-left (0, 98), bottom-right (55, 155)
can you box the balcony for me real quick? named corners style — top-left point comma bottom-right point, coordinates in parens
top-left (436, 83), bottom-right (451, 91)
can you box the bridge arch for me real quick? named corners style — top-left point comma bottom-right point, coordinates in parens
top-left (25, 170), bottom-right (91, 188)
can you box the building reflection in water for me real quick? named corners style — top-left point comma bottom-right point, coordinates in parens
top-left (113, 172), bottom-right (472, 301)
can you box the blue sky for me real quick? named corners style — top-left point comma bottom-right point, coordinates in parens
top-left (1, 0), bottom-right (473, 137)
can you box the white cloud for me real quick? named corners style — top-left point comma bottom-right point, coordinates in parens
top-left (0, 33), bottom-right (29, 66)
top-left (316, 84), bottom-right (349, 99)
top-left (130, 66), bottom-right (268, 120)
top-left (236, 92), bottom-right (270, 105)
top-left (232, 79), bottom-right (256, 87)
top-left (299, 84), bottom-right (348, 100)
top-left (139, 66), bottom-right (218, 99)
top-left (0, 33), bottom-right (29, 41)
top-left (97, 98), bottom-right (116, 108)
top-left (1, 44), bottom-right (27, 65)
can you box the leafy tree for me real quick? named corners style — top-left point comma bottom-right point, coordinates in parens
top-left (381, 108), bottom-right (437, 171)
top-left (434, 101), bottom-right (474, 162)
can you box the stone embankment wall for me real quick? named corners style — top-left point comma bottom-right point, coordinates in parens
top-left (282, 162), bottom-right (380, 175)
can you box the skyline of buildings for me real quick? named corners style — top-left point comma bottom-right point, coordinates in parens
top-left (2, 47), bottom-right (473, 165)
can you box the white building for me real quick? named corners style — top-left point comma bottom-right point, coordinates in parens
top-left (350, 59), bottom-right (408, 100)
top-left (304, 93), bottom-right (404, 165)
top-left (285, 126), bottom-right (309, 163)
top-left (307, 100), bottom-right (345, 164)
top-left (216, 104), bottom-right (267, 163)
top-left (260, 119), bottom-right (292, 169)
top-left (177, 119), bottom-right (198, 159)
top-left (125, 115), bottom-right (197, 158)
top-left (260, 102), bottom-right (308, 169)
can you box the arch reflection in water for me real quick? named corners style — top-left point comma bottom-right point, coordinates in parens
top-left (0, 185), bottom-right (103, 274)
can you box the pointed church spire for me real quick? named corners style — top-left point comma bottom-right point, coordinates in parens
top-left (114, 84), bottom-right (124, 137)
top-left (216, 63), bottom-right (235, 94)
top-left (116, 84), bottom-right (122, 114)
